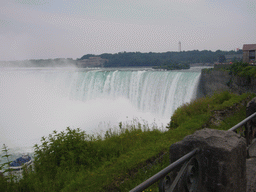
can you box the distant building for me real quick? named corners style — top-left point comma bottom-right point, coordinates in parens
top-left (77, 57), bottom-right (108, 68)
top-left (243, 44), bottom-right (256, 63)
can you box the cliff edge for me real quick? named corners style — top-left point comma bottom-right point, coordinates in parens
top-left (199, 69), bottom-right (256, 96)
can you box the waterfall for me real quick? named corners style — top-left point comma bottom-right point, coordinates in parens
top-left (68, 70), bottom-right (200, 117)
top-left (0, 67), bottom-right (201, 153)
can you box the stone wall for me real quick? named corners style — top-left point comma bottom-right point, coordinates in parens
top-left (169, 128), bottom-right (247, 192)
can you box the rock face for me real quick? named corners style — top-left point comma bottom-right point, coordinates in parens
top-left (231, 76), bottom-right (256, 95)
top-left (199, 69), bottom-right (256, 96)
top-left (169, 128), bottom-right (247, 192)
top-left (199, 70), bottom-right (231, 96)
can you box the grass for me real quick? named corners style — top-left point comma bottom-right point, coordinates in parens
top-left (0, 91), bottom-right (255, 192)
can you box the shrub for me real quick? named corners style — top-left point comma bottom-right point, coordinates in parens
top-left (33, 127), bottom-right (95, 179)
top-left (166, 91), bottom-right (254, 130)
top-left (0, 144), bottom-right (20, 191)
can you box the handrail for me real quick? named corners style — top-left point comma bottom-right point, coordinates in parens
top-left (228, 111), bottom-right (256, 150)
top-left (130, 148), bottom-right (199, 192)
top-left (131, 112), bottom-right (256, 191)
top-left (228, 112), bottom-right (256, 132)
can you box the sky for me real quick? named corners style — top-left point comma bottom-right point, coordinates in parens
top-left (0, 0), bottom-right (256, 61)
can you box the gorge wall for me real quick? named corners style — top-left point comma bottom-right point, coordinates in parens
top-left (199, 69), bottom-right (256, 96)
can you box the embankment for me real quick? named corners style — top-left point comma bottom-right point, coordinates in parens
top-left (199, 69), bottom-right (256, 96)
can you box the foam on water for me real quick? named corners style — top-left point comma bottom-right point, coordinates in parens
top-left (0, 67), bottom-right (201, 156)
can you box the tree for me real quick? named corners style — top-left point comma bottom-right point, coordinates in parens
top-left (219, 55), bottom-right (226, 63)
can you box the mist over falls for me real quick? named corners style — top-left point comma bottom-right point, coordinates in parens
top-left (0, 68), bottom-right (201, 152)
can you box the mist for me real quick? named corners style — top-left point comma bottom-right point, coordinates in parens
top-left (0, 59), bottom-right (78, 68)
top-left (0, 67), bottom-right (201, 156)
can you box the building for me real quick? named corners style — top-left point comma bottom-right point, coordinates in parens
top-left (243, 44), bottom-right (256, 63)
top-left (77, 57), bottom-right (108, 68)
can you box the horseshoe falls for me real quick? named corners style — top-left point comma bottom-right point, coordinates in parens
top-left (0, 67), bottom-right (201, 153)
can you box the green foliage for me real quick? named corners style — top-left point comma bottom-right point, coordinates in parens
top-left (79, 50), bottom-right (242, 68)
top-left (167, 91), bottom-right (254, 129)
top-left (0, 144), bottom-right (21, 192)
top-left (203, 61), bottom-right (256, 79)
top-left (210, 105), bottom-right (247, 131)
top-left (2, 91), bottom-right (255, 191)
top-left (167, 96), bottom-right (211, 129)
top-left (152, 62), bottom-right (190, 70)
top-left (0, 144), bottom-right (11, 171)
top-left (34, 128), bottom-right (92, 179)
top-left (202, 68), bottom-right (213, 73)
top-left (19, 124), bottom-right (168, 191)
top-left (237, 65), bottom-right (256, 78)
top-left (229, 61), bottom-right (249, 75)
top-left (33, 127), bottom-right (143, 179)
top-left (218, 55), bottom-right (226, 63)
top-left (225, 61), bottom-right (256, 82)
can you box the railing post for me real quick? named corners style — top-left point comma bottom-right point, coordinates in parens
top-left (169, 128), bottom-right (246, 192)
top-left (228, 112), bottom-right (256, 158)
top-left (131, 111), bottom-right (256, 191)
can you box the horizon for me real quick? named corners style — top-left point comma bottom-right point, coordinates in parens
top-left (1, 0), bottom-right (255, 61)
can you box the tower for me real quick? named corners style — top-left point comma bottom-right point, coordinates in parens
top-left (178, 41), bottom-right (181, 52)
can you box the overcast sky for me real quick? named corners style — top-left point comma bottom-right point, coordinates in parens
top-left (1, 0), bottom-right (255, 61)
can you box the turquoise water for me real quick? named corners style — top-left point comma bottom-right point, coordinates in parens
top-left (0, 67), bottom-right (201, 158)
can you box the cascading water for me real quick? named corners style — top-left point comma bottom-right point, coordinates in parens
top-left (0, 67), bottom-right (201, 156)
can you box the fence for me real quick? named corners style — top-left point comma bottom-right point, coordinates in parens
top-left (229, 112), bottom-right (256, 147)
top-left (130, 112), bottom-right (256, 192)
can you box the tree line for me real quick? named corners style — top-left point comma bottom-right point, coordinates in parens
top-left (0, 49), bottom-right (242, 68)
top-left (79, 49), bottom-right (243, 68)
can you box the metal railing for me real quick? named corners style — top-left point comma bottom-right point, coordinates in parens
top-left (130, 148), bottom-right (199, 192)
top-left (229, 112), bottom-right (256, 150)
top-left (130, 112), bottom-right (256, 192)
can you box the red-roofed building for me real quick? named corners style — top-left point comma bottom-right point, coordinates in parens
top-left (243, 44), bottom-right (256, 63)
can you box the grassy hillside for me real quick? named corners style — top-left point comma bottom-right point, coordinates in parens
top-left (1, 91), bottom-right (255, 192)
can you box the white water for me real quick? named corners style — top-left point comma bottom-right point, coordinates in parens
top-left (0, 67), bottom-right (201, 156)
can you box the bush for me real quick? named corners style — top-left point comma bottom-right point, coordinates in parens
top-left (166, 91), bottom-right (254, 129)
top-left (2, 91), bottom-right (255, 191)
top-left (229, 61), bottom-right (252, 77)
top-left (33, 128), bottom-right (95, 179)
